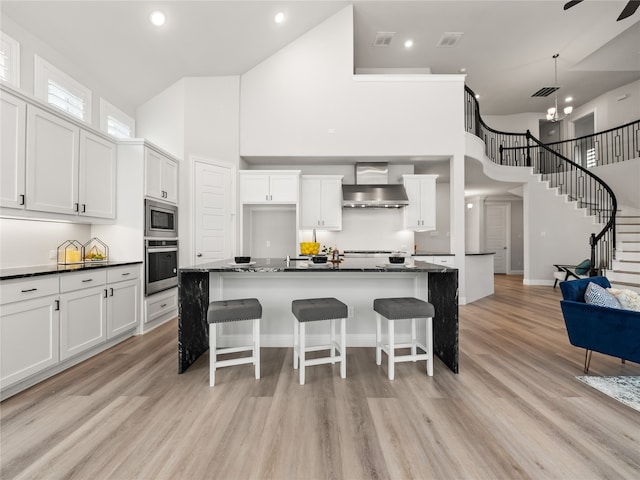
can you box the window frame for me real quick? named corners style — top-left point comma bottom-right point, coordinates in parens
top-left (99, 97), bottom-right (135, 139)
top-left (34, 54), bottom-right (92, 123)
top-left (0, 30), bottom-right (20, 87)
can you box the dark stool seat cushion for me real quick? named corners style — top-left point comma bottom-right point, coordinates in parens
top-left (292, 297), bottom-right (348, 322)
top-left (374, 297), bottom-right (434, 320)
top-left (208, 298), bottom-right (262, 324)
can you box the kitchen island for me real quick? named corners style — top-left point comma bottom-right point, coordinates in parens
top-left (178, 258), bottom-right (458, 374)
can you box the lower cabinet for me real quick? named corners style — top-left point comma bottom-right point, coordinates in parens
top-left (59, 285), bottom-right (107, 361)
top-left (0, 295), bottom-right (59, 388)
top-left (107, 279), bottom-right (139, 338)
top-left (145, 287), bottom-right (178, 324)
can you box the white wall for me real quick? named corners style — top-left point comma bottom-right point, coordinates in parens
top-left (240, 5), bottom-right (466, 157)
top-left (1, 14), bottom-right (135, 126)
top-left (0, 218), bottom-right (91, 268)
top-left (591, 158), bottom-right (640, 210)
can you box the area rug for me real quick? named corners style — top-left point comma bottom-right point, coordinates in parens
top-left (576, 376), bottom-right (640, 412)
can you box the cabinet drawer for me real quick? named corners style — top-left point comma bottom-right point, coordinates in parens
top-left (1, 276), bottom-right (59, 305)
top-left (107, 265), bottom-right (140, 284)
top-left (60, 270), bottom-right (107, 293)
top-left (432, 256), bottom-right (455, 267)
top-left (146, 289), bottom-right (177, 323)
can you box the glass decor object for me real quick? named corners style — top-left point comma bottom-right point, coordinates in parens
top-left (83, 237), bottom-right (108, 262)
top-left (57, 240), bottom-right (83, 264)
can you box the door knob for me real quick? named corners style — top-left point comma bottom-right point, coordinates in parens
top-left (197, 253), bottom-right (203, 257)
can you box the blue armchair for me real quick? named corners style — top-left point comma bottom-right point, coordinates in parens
top-left (559, 276), bottom-right (640, 373)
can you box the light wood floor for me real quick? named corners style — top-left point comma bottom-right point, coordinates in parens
top-left (2, 275), bottom-right (639, 479)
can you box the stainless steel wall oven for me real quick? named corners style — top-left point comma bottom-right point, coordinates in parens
top-left (145, 239), bottom-right (178, 296)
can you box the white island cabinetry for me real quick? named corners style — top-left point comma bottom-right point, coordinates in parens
top-left (403, 174), bottom-right (437, 231)
top-left (300, 175), bottom-right (343, 230)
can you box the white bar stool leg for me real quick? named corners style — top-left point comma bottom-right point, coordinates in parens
top-left (426, 316), bottom-right (433, 376)
top-left (293, 316), bottom-right (299, 369)
top-left (209, 323), bottom-right (217, 387)
top-left (388, 318), bottom-right (395, 380)
top-left (411, 317), bottom-right (417, 360)
top-left (331, 318), bottom-right (336, 364)
top-left (340, 317), bottom-right (346, 379)
top-left (254, 318), bottom-right (260, 379)
top-left (375, 312), bottom-right (382, 365)
top-left (300, 322), bottom-right (306, 385)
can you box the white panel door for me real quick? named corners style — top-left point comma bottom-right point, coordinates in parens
top-left (0, 91), bottom-right (26, 208)
top-left (486, 204), bottom-right (508, 274)
top-left (79, 130), bottom-right (116, 218)
top-left (194, 161), bottom-right (234, 264)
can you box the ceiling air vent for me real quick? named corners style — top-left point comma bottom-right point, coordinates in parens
top-left (373, 31), bottom-right (395, 47)
top-left (436, 32), bottom-right (464, 48)
top-left (531, 86), bottom-right (559, 97)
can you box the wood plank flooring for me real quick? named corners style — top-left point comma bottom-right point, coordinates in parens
top-left (2, 275), bottom-right (639, 479)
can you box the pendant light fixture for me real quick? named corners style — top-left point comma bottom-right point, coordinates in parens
top-left (546, 54), bottom-right (573, 122)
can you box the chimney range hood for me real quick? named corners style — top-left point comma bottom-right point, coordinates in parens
top-left (342, 163), bottom-right (409, 208)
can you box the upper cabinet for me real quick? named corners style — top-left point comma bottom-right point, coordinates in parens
top-left (239, 171), bottom-right (299, 204)
top-left (145, 148), bottom-right (178, 204)
top-left (79, 131), bottom-right (117, 218)
top-left (0, 91), bottom-right (27, 209)
top-left (300, 175), bottom-right (343, 230)
top-left (403, 174), bottom-right (438, 231)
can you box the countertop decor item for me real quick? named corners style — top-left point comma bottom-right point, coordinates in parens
top-left (57, 240), bottom-right (83, 265)
top-left (234, 256), bottom-right (251, 264)
top-left (83, 237), bottom-right (109, 262)
top-left (300, 242), bottom-right (320, 255)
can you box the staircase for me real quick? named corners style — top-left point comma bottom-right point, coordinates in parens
top-left (607, 210), bottom-right (640, 293)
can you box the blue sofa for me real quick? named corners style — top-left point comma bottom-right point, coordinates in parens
top-left (559, 276), bottom-right (640, 373)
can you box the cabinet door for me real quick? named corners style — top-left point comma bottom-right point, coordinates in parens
top-left (319, 178), bottom-right (342, 230)
top-left (161, 158), bottom-right (178, 204)
top-left (239, 174), bottom-right (270, 203)
top-left (300, 177), bottom-right (323, 228)
top-left (59, 286), bottom-right (107, 360)
top-left (419, 177), bottom-right (436, 230)
top-left (79, 130), bottom-right (116, 218)
top-left (144, 148), bottom-right (164, 200)
top-left (26, 106), bottom-right (80, 215)
top-left (0, 296), bottom-right (59, 388)
top-left (403, 176), bottom-right (422, 229)
top-left (270, 174), bottom-right (299, 202)
top-left (107, 279), bottom-right (139, 338)
top-left (0, 92), bottom-right (27, 209)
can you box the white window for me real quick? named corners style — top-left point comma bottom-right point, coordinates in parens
top-left (99, 97), bottom-right (135, 139)
top-left (0, 31), bottom-right (20, 87)
top-left (34, 54), bottom-right (91, 123)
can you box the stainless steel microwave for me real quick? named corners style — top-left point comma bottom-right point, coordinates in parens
top-left (145, 199), bottom-right (178, 238)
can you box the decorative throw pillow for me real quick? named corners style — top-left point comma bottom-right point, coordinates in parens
top-left (607, 288), bottom-right (640, 312)
top-left (584, 282), bottom-right (622, 309)
top-left (574, 259), bottom-right (591, 275)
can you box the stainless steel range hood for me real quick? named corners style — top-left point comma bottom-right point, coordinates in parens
top-left (342, 163), bottom-right (409, 208)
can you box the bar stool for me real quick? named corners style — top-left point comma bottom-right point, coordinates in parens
top-left (207, 298), bottom-right (262, 386)
top-left (374, 297), bottom-right (434, 380)
top-left (292, 297), bottom-right (348, 385)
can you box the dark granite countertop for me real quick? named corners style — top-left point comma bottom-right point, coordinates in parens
top-left (1, 261), bottom-right (143, 280)
top-left (180, 257), bottom-right (456, 273)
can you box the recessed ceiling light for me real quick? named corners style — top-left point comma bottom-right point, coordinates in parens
top-left (565, 96), bottom-right (573, 102)
top-left (149, 10), bottom-right (166, 27)
top-left (404, 39), bottom-right (413, 48)
top-left (459, 67), bottom-right (467, 73)
top-left (274, 11), bottom-right (285, 24)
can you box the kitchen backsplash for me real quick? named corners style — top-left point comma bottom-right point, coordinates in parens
top-left (0, 218), bottom-right (92, 268)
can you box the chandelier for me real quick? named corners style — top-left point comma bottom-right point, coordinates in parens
top-left (546, 53), bottom-right (573, 122)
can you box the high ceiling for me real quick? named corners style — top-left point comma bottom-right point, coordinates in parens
top-left (2, 1), bottom-right (639, 116)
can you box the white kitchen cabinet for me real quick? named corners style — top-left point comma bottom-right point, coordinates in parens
top-left (25, 104), bottom-right (117, 218)
top-left (59, 270), bottom-right (107, 361)
top-left (0, 276), bottom-right (60, 389)
top-left (145, 148), bottom-right (178, 204)
top-left (0, 91), bottom-right (27, 209)
top-left (239, 171), bottom-right (299, 203)
top-left (300, 175), bottom-right (343, 230)
top-left (79, 130), bottom-right (117, 218)
top-left (403, 175), bottom-right (438, 231)
top-left (26, 105), bottom-right (80, 215)
top-left (106, 266), bottom-right (140, 338)
top-left (144, 287), bottom-right (178, 326)
top-left (414, 255), bottom-right (455, 267)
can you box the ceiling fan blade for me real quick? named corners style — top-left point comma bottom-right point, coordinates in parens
top-left (617, 0), bottom-right (640, 20)
top-left (563, 0), bottom-right (584, 10)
